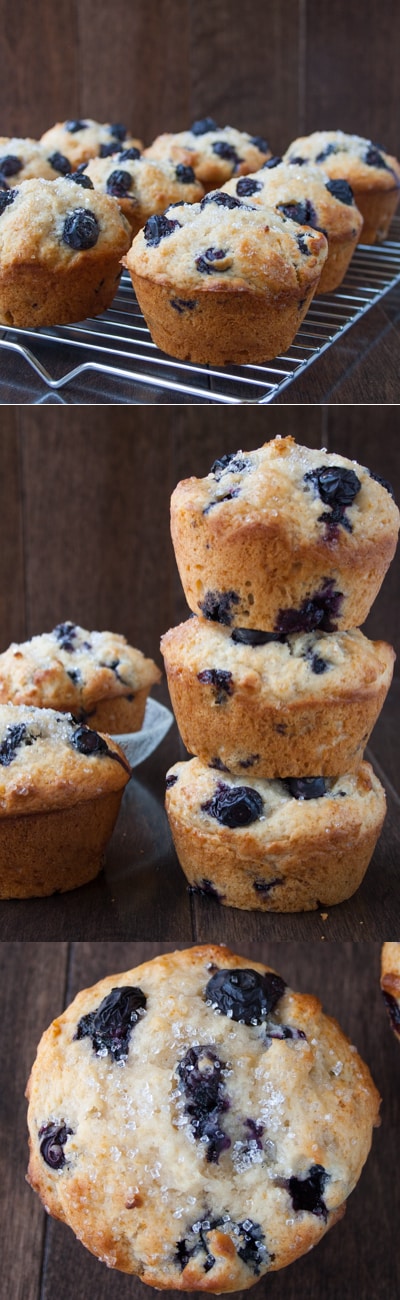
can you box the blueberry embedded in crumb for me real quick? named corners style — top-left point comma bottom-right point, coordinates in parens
top-left (144, 213), bottom-right (180, 246)
top-left (197, 668), bottom-right (233, 702)
top-left (288, 1165), bottom-right (329, 1219)
top-left (315, 143), bottom-right (340, 163)
top-left (62, 207), bottom-right (100, 250)
top-left (175, 163), bottom-right (196, 183)
top-left (39, 1122), bottom-right (72, 1169)
top-left (263, 155), bottom-right (283, 168)
top-left (236, 177), bottom-right (263, 197)
top-left (200, 190), bottom-right (242, 209)
top-left (190, 878), bottom-right (223, 901)
top-left (70, 725), bottom-right (109, 756)
top-left (210, 451), bottom-right (251, 477)
top-left (199, 589), bottom-right (240, 626)
top-left (297, 232), bottom-right (311, 256)
top-left (75, 985), bottom-right (147, 1060)
top-left (53, 621), bottom-right (77, 650)
top-left (170, 296), bottom-right (198, 313)
top-left (239, 754), bottom-right (260, 769)
top-left (0, 722), bottom-right (30, 766)
top-left (205, 966), bottom-right (286, 1023)
top-left (0, 187), bottom-right (17, 215)
top-left (99, 142), bottom-right (121, 158)
top-left (48, 151), bottom-right (72, 175)
top-left (195, 247), bottom-right (230, 274)
top-left (0, 154), bottom-right (21, 177)
top-left (209, 757), bottom-right (230, 772)
top-left (231, 628), bottom-right (283, 646)
top-left (166, 772), bottom-right (178, 788)
top-left (65, 171), bottom-right (94, 189)
top-left (65, 120), bottom-right (88, 133)
top-left (118, 146), bottom-right (141, 161)
top-left (304, 465), bottom-right (361, 530)
top-left (364, 144), bottom-right (390, 170)
top-left (325, 178), bottom-right (354, 205)
top-left (285, 777), bottom-right (327, 800)
top-left (177, 1044), bottom-right (230, 1163)
top-left (306, 649), bottom-right (329, 675)
top-left (250, 135), bottom-right (269, 153)
top-left (236, 1220), bottom-right (269, 1275)
top-left (203, 489), bottom-right (240, 513)
top-left (109, 123), bottom-right (127, 142)
top-left (369, 469), bottom-right (395, 499)
top-left (253, 876), bottom-right (283, 892)
top-left (191, 117), bottom-right (218, 136)
top-left (106, 168), bottom-right (132, 197)
top-left (202, 782), bottom-right (263, 828)
top-left (277, 198), bottom-right (318, 227)
top-left (212, 141), bottom-right (241, 165)
top-left (275, 580), bottom-right (343, 634)
top-left (286, 154), bottom-right (305, 165)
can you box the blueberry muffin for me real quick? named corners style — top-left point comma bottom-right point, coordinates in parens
top-left (170, 437), bottom-right (399, 633)
top-left (161, 618), bottom-right (394, 778)
top-left (0, 704), bottom-right (131, 897)
top-left (0, 136), bottom-right (72, 183)
top-left (26, 944), bottom-right (380, 1290)
top-left (0, 176), bottom-right (131, 326)
top-left (284, 132), bottom-right (400, 243)
top-left (40, 119), bottom-right (143, 170)
top-left (85, 152), bottom-right (204, 234)
top-left (380, 942), bottom-right (400, 1040)
top-left (144, 118), bottom-right (271, 190)
top-left (222, 161), bottom-right (363, 292)
top-left (0, 621), bottom-right (161, 734)
top-left (165, 758), bottom-right (386, 911)
top-left (124, 197), bottom-right (327, 364)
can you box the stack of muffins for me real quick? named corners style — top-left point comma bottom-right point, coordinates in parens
top-left (162, 435), bottom-right (399, 912)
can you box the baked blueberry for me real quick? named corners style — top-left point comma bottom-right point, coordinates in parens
top-left (65, 171), bottom-right (94, 189)
top-left (70, 725), bottom-right (109, 757)
top-left (236, 1219), bottom-right (268, 1274)
top-left (210, 451), bottom-right (251, 477)
top-left (297, 233), bottom-right (311, 255)
top-left (236, 177), bottom-right (263, 197)
top-left (262, 155), bottom-right (282, 168)
top-left (166, 773), bottom-right (178, 788)
top-left (275, 581), bottom-right (343, 634)
top-left (197, 668), bottom-right (233, 702)
top-left (177, 1044), bottom-right (230, 1163)
top-left (196, 247), bottom-right (230, 274)
top-left (65, 120), bottom-right (88, 133)
top-left (0, 154), bottom-right (21, 177)
top-left (106, 168), bottom-right (132, 197)
top-left (0, 188), bottom-right (16, 215)
top-left (288, 1164), bottom-right (329, 1219)
top-left (250, 135), bottom-right (269, 152)
top-left (53, 621), bottom-right (77, 650)
top-left (304, 466), bottom-right (361, 528)
top-left (0, 722), bottom-right (30, 766)
top-left (144, 213), bottom-right (180, 246)
top-left (369, 469), bottom-right (395, 499)
top-left (212, 141), bottom-right (241, 165)
top-left (364, 144), bottom-right (390, 170)
top-left (201, 190), bottom-right (242, 209)
top-left (231, 627), bottom-right (283, 646)
top-left (190, 878), bottom-right (223, 900)
top-left (253, 876), bottom-right (283, 892)
top-left (306, 650), bottom-right (328, 674)
top-left (199, 590), bottom-right (240, 625)
top-left (170, 296), bottom-right (197, 313)
top-left (277, 198), bottom-right (317, 227)
top-left (175, 163), bottom-right (196, 183)
top-left (202, 782), bottom-right (263, 828)
top-left (191, 118), bottom-right (218, 135)
top-left (62, 208), bottom-right (100, 250)
top-left (176, 1217), bottom-right (223, 1272)
top-left (119, 147), bottom-right (141, 161)
top-left (325, 178), bottom-right (354, 205)
top-left (109, 123), bottom-right (127, 142)
top-left (99, 143), bottom-right (121, 158)
top-left (47, 151), bottom-right (71, 175)
top-left (203, 489), bottom-right (239, 512)
top-left (75, 985), bottom-right (146, 1061)
top-left (206, 966), bottom-right (286, 1023)
top-left (285, 777), bottom-right (327, 800)
top-left (39, 1122), bottom-right (72, 1169)
top-left (315, 144), bottom-right (339, 163)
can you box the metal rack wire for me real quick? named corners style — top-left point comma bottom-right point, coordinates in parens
top-left (1, 219), bottom-right (400, 403)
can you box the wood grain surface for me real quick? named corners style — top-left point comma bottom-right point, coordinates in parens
top-left (0, 405), bottom-right (397, 943)
top-left (0, 941), bottom-right (398, 1300)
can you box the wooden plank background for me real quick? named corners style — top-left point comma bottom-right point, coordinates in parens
top-left (0, 941), bottom-right (398, 1300)
top-left (0, 0), bottom-right (399, 156)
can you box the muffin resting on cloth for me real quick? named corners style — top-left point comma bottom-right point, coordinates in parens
top-left (0, 176), bottom-right (131, 327)
top-left (170, 436), bottom-right (399, 632)
top-left (161, 617), bottom-right (394, 778)
top-left (0, 704), bottom-right (130, 897)
top-left (144, 119), bottom-right (271, 190)
top-left (222, 160), bottom-right (363, 292)
top-left (124, 197), bottom-right (327, 364)
top-left (165, 758), bottom-right (386, 911)
top-left (0, 621), bottom-right (160, 733)
top-left (381, 943), bottom-right (400, 1040)
top-left (85, 152), bottom-right (204, 233)
top-left (40, 118), bottom-right (143, 169)
top-left (26, 943), bottom-right (380, 1290)
top-left (284, 131), bottom-right (400, 243)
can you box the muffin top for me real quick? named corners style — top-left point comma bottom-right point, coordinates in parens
top-left (284, 132), bottom-right (400, 192)
top-left (85, 152), bottom-right (204, 221)
top-left (144, 119), bottom-right (271, 187)
top-left (26, 943), bottom-right (380, 1291)
top-left (0, 622), bottom-right (160, 714)
top-left (0, 137), bottom-right (72, 183)
top-left (0, 177), bottom-right (131, 269)
top-left (0, 704), bottom-right (131, 815)
top-left (161, 619), bottom-right (395, 704)
top-left (40, 119), bottom-right (143, 168)
top-left (125, 196), bottom-right (328, 295)
top-left (166, 758), bottom-right (385, 843)
top-left (222, 160), bottom-right (364, 242)
top-left (381, 943), bottom-right (400, 1040)
top-left (171, 436), bottom-right (399, 553)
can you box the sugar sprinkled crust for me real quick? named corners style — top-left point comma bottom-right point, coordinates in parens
top-left (40, 119), bottom-right (143, 169)
top-left (161, 618), bottom-right (394, 777)
top-left (0, 703), bottom-right (130, 815)
top-left (165, 759), bottom-right (386, 911)
top-left (170, 436), bottom-right (399, 633)
top-left (381, 943), bottom-right (400, 1040)
top-left (144, 123), bottom-right (271, 189)
top-left (0, 136), bottom-right (71, 181)
top-left (0, 177), bottom-right (131, 269)
top-left (86, 154), bottom-right (204, 232)
top-left (26, 943), bottom-right (380, 1291)
top-left (284, 132), bottom-right (400, 192)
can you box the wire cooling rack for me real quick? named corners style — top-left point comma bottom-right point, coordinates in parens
top-left (1, 219), bottom-right (400, 403)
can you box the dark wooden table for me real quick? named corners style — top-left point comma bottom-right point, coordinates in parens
top-left (1, 940), bottom-right (398, 1300)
